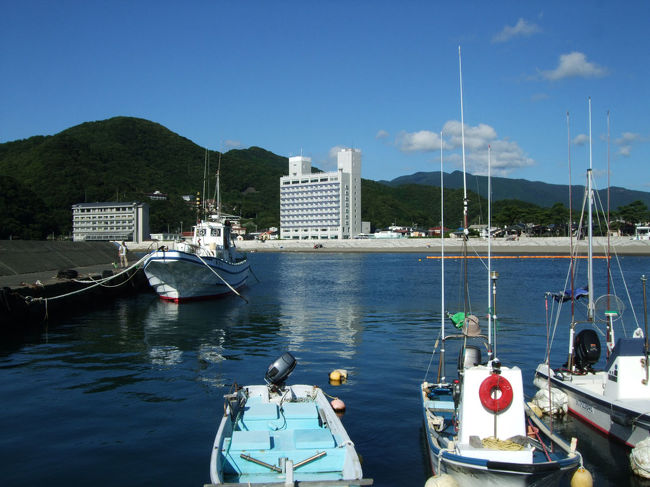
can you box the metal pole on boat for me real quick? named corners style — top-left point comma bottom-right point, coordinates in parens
top-left (491, 270), bottom-right (499, 438)
top-left (566, 111), bottom-right (576, 376)
top-left (643, 275), bottom-right (648, 385)
top-left (587, 97), bottom-right (594, 321)
top-left (491, 271), bottom-right (498, 362)
top-left (437, 130), bottom-right (446, 383)
top-left (458, 45), bottom-right (469, 320)
top-left (488, 145), bottom-right (493, 360)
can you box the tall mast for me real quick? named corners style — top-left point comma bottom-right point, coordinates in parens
top-left (202, 149), bottom-right (208, 215)
top-left (216, 151), bottom-right (222, 217)
top-left (438, 131), bottom-right (446, 383)
top-left (607, 111), bottom-right (611, 297)
top-left (459, 45), bottom-right (469, 317)
top-left (587, 98), bottom-right (594, 321)
top-left (487, 145), bottom-right (493, 359)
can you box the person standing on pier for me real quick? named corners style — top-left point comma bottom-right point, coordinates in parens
top-left (118, 241), bottom-right (129, 268)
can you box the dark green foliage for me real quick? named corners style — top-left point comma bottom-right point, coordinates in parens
top-left (1, 116), bottom-right (646, 240)
top-left (385, 170), bottom-right (650, 210)
top-left (0, 175), bottom-right (56, 239)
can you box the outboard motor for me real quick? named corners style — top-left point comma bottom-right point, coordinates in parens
top-left (574, 329), bottom-right (601, 372)
top-left (264, 352), bottom-right (297, 387)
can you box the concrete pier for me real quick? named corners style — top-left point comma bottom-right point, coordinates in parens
top-left (0, 241), bottom-right (150, 330)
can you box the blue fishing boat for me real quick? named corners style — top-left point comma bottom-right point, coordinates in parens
top-left (209, 353), bottom-right (372, 486)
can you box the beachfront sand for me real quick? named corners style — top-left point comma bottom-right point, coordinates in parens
top-left (234, 236), bottom-right (650, 255)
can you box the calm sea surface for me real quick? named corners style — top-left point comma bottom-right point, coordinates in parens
top-left (2, 252), bottom-right (649, 486)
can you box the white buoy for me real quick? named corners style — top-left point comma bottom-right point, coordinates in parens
top-left (570, 466), bottom-right (593, 487)
top-left (424, 474), bottom-right (458, 487)
top-left (630, 437), bottom-right (650, 479)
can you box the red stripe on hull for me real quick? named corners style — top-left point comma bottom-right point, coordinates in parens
top-left (567, 407), bottom-right (634, 448)
top-left (158, 289), bottom-right (244, 303)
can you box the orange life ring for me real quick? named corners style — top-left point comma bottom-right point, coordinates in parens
top-left (479, 373), bottom-right (513, 413)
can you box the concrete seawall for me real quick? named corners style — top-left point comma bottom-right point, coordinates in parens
top-left (0, 241), bottom-right (119, 277)
top-left (0, 241), bottom-right (149, 329)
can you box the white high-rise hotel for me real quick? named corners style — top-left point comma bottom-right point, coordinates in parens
top-left (280, 148), bottom-right (361, 240)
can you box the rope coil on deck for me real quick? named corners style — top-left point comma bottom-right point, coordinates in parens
top-left (481, 437), bottom-right (525, 451)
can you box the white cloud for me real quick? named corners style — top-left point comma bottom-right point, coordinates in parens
top-left (616, 132), bottom-right (641, 145)
top-left (615, 132), bottom-right (646, 158)
top-left (224, 139), bottom-right (242, 149)
top-left (376, 129), bottom-right (389, 139)
top-left (541, 52), bottom-right (608, 81)
top-left (442, 121), bottom-right (497, 151)
top-left (492, 18), bottom-right (541, 43)
top-left (573, 134), bottom-right (589, 146)
top-left (618, 146), bottom-right (632, 157)
top-left (397, 121), bottom-right (534, 176)
top-left (396, 130), bottom-right (447, 152)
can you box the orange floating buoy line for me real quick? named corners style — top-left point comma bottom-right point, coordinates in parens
top-left (425, 255), bottom-right (610, 260)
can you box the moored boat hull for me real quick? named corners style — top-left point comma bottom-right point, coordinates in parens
top-left (535, 364), bottom-right (650, 448)
top-left (210, 384), bottom-right (369, 486)
top-left (143, 250), bottom-right (249, 302)
top-left (421, 379), bottom-right (580, 487)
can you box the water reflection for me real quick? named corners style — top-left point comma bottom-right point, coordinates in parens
top-left (276, 254), bottom-right (366, 360)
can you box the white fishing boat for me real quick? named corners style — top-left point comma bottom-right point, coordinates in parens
top-left (420, 47), bottom-right (583, 487)
top-left (533, 101), bottom-right (650, 449)
top-left (208, 353), bottom-right (372, 486)
top-left (143, 216), bottom-right (249, 302)
top-left (143, 150), bottom-right (250, 302)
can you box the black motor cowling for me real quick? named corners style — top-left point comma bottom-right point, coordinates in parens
top-left (574, 329), bottom-right (601, 371)
top-left (264, 352), bottom-right (297, 386)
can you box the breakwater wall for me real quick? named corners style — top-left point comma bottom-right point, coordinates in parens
top-left (0, 240), bottom-right (118, 277)
top-left (0, 241), bottom-right (150, 330)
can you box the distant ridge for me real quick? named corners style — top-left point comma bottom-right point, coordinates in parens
top-left (380, 170), bottom-right (650, 210)
top-left (1, 116), bottom-right (648, 239)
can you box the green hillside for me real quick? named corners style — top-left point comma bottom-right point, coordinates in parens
top-left (383, 170), bottom-right (650, 211)
top-left (1, 116), bottom-right (646, 240)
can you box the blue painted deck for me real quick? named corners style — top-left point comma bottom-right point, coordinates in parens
top-left (220, 397), bottom-right (347, 484)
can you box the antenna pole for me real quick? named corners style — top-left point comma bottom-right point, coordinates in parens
top-left (587, 97), bottom-right (594, 321)
top-left (607, 111), bottom-right (611, 298)
top-left (567, 112), bottom-right (576, 372)
top-left (491, 271), bottom-right (499, 360)
top-left (643, 275), bottom-right (648, 385)
top-left (459, 45), bottom-right (469, 319)
top-left (487, 145), bottom-right (493, 359)
top-left (437, 131), bottom-right (446, 383)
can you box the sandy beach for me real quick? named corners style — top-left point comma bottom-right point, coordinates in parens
top-left (233, 236), bottom-right (650, 255)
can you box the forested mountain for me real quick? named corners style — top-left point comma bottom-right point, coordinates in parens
top-left (0, 117), bottom-right (647, 239)
top-left (383, 171), bottom-right (650, 211)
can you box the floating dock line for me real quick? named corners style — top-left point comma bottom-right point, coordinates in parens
top-left (426, 255), bottom-right (609, 260)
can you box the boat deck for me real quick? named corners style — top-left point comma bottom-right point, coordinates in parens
top-left (424, 386), bottom-right (571, 465)
top-left (220, 397), bottom-right (348, 484)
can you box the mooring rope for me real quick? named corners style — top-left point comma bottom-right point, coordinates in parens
top-left (194, 252), bottom-right (249, 303)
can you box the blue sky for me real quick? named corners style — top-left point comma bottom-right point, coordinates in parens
top-left (2, 1), bottom-right (649, 192)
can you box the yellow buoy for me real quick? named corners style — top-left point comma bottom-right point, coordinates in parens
top-left (424, 474), bottom-right (458, 487)
top-left (329, 369), bottom-right (348, 382)
top-left (570, 466), bottom-right (593, 487)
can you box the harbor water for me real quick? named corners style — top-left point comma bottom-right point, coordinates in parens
top-left (1, 251), bottom-right (649, 486)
